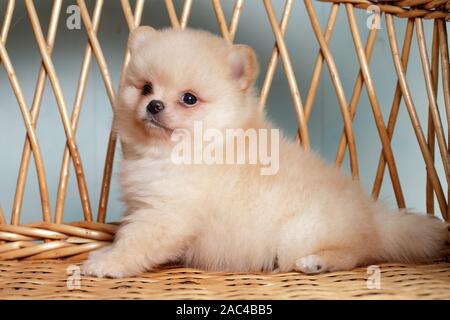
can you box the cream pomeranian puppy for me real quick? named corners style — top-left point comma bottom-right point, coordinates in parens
top-left (83, 26), bottom-right (448, 278)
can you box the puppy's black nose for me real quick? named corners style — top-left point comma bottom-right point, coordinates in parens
top-left (147, 100), bottom-right (165, 115)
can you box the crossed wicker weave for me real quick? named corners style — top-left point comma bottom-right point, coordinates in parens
top-left (0, 0), bottom-right (449, 299)
top-left (332, 0), bottom-right (450, 20)
top-left (1, 261), bottom-right (449, 299)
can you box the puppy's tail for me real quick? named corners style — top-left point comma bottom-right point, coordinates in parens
top-left (375, 210), bottom-right (448, 263)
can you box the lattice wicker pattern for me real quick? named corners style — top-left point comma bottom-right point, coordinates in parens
top-left (0, 0), bottom-right (449, 264)
top-left (1, 261), bottom-right (449, 299)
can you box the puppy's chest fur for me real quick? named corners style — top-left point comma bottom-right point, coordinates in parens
top-left (119, 153), bottom-right (281, 271)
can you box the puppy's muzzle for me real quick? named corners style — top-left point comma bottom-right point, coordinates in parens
top-left (147, 100), bottom-right (165, 115)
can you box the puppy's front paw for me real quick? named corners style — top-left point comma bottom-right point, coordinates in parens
top-left (295, 254), bottom-right (327, 274)
top-left (82, 247), bottom-right (136, 278)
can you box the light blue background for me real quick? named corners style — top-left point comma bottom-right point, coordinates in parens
top-left (0, 1), bottom-right (447, 223)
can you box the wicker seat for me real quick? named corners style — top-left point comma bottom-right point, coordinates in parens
top-left (1, 261), bottom-right (449, 299)
top-left (0, 0), bottom-right (449, 299)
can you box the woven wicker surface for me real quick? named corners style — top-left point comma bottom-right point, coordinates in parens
top-left (318, 0), bottom-right (450, 20)
top-left (0, 260), bottom-right (449, 299)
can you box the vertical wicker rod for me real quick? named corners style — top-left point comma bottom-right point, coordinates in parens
top-left (385, 14), bottom-right (447, 219)
top-left (415, 18), bottom-right (450, 185)
top-left (121, 0), bottom-right (135, 31)
top-left (304, 4), bottom-right (340, 120)
top-left (76, 0), bottom-right (126, 222)
top-left (345, 4), bottom-right (405, 208)
top-left (54, 0), bottom-right (104, 224)
top-left (259, 0), bottom-right (294, 111)
top-left (119, 0), bottom-right (146, 86)
top-left (76, 0), bottom-right (115, 103)
top-left (437, 19), bottom-right (450, 221)
top-left (0, 204), bottom-right (5, 225)
top-left (425, 20), bottom-right (439, 215)
top-left (0, 41), bottom-right (51, 222)
top-left (12, 0), bottom-right (62, 225)
top-left (97, 0), bottom-right (146, 223)
top-left (165, 0), bottom-right (181, 28)
top-left (228, 0), bottom-right (243, 40)
top-left (304, 0), bottom-right (358, 176)
top-left (0, 0), bottom-right (14, 46)
top-left (264, 0), bottom-right (310, 149)
top-left (180, 0), bottom-right (193, 29)
top-left (212, 0), bottom-right (231, 42)
top-left (0, 0), bottom-right (15, 227)
top-left (24, 0), bottom-right (93, 221)
top-left (335, 24), bottom-right (378, 166)
top-left (372, 19), bottom-right (415, 200)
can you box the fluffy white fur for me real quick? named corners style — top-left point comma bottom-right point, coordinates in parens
top-left (83, 27), bottom-right (448, 278)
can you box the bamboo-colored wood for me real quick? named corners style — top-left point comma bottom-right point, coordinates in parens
top-left (304, 0), bottom-right (358, 176)
top-left (0, 204), bottom-right (5, 225)
top-left (0, 241), bottom-right (73, 260)
top-left (1, 0), bottom-right (52, 224)
top-left (335, 26), bottom-right (377, 167)
top-left (76, 0), bottom-right (120, 223)
top-left (425, 20), bottom-right (439, 215)
top-left (264, 0), bottom-right (310, 149)
top-left (67, 221), bottom-right (118, 234)
top-left (26, 222), bottom-right (114, 241)
top-left (1, 261), bottom-right (449, 299)
top-left (164, 0), bottom-right (181, 28)
top-left (318, 0), bottom-right (450, 19)
top-left (0, 0), bottom-right (14, 64)
top-left (345, 4), bottom-right (405, 208)
top-left (372, 19), bottom-right (415, 201)
top-left (55, 0), bottom-right (104, 224)
top-left (0, 241), bottom-right (35, 254)
top-left (76, 0), bottom-right (115, 103)
top-left (163, 0), bottom-right (193, 29)
top-left (415, 18), bottom-right (450, 187)
top-left (438, 20), bottom-right (450, 138)
top-left (0, 23), bottom-right (52, 224)
top-left (98, 0), bottom-right (146, 223)
top-left (0, 231), bottom-right (37, 242)
top-left (25, 0), bottom-right (93, 222)
top-left (24, 241), bottom-right (109, 260)
top-left (180, 0), bottom-right (193, 28)
top-left (229, 0), bottom-right (243, 40)
top-left (437, 19), bottom-right (450, 221)
top-left (259, 0), bottom-right (295, 111)
top-left (120, 0), bottom-right (135, 31)
top-left (304, 4), bottom-right (340, 120)
top-left (211, 0), bottom-right (245, 43)
top-left (12, 0), bottom-right (62, 225)
top-left (212, 0), bottom-right (231, 42)
top-left (1, 221), bottom-right (117, 258)
top-left (0, 225), bottom-right (67, 240)
top-left (97, 132), bottom-right (117, 223)
top-left (385, 14), bottom-right (448, 219)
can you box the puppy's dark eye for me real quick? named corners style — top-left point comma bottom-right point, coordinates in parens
top-left (181, 92), bottom-right (198, 106)
top-left (142, 83), bottom-right (153, 96)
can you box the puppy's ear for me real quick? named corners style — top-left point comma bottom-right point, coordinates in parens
top-left (228, 45), bottom-right (259, 91)
top-left (128, 26), bottom-right (157, 54)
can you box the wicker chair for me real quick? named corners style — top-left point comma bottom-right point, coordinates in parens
top-left (0, 0), bottom-right (449, 299)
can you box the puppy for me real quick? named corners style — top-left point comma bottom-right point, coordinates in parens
top-left (83, 26), bottom-right (448, 278)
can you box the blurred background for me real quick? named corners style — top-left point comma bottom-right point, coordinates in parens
top-left (0, 0), bottom-right (447, 223)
